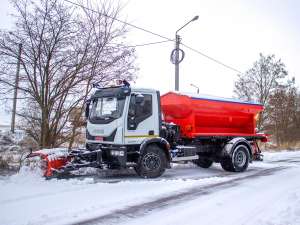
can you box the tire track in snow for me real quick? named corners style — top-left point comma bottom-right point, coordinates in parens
top-left (72, 166), bottom-right (288, 225)
top-left (0, 157), bottom-right (293, 206)
top-left (0, 159), bottom-right (286, 206)
top-left (0, 168), bottom-right (244, 205)
top-left (0, 166), bottom-right (243, 205)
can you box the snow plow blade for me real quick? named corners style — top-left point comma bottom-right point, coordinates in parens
top-left (22, 148), bottom-right (70, 177)
top-left (22, 148), bottom-right (103, 178)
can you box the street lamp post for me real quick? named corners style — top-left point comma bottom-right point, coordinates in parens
top-left (172, 16), bottom-right (199, 91)
top-left (174, 34), bottom-right (180, 91)
top-left (11, 43), bottom-right (22, 133)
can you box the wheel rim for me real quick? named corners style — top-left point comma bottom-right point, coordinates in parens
top-left (234, 149), bottom-right (247, 167)
top-left (142, 153), bottom-right (161, 171)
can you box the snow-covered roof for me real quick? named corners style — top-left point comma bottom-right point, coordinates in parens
top-left (131, 87), bottom-right (157, 94)
top-left (90, 86), bottom-right (157, 96)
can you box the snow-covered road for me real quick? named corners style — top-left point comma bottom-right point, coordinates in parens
top-left (1, 151), bottom-right (300, 225)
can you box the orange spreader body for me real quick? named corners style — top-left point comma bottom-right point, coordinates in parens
top-left (161, 92), bottom-right (264, 139)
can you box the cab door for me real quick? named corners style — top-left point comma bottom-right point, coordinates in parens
top-left (124, 92), bottom-right (159, 145)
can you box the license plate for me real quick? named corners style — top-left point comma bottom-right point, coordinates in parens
top-left (95, 136), bottom-right (103, 141)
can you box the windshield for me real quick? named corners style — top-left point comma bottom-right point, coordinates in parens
top-left (90, 97), bottom-right (125, 123)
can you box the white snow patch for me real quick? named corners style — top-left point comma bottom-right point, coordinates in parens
top-left (1, 150), bottom-right (300, 225)
top-left (121, 167), bottom-right (300, 225)
top-left (0, 171), bottom-right (231, 225)
top-left (36, 148), bottom-right (69, 161)
top-left (263, 150), bottom-right (300, 162)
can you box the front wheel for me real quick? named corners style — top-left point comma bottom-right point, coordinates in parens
top-left (135, 145), bottom-right (166, 178)
top-left (221, 145), bottom-right (250, 172)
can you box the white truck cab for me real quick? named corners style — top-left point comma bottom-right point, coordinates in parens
top-left (86, 86), bottom-right (161, 146)
top-left (84, 85), bottom-right (170, 177)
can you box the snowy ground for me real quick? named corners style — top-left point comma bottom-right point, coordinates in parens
top-left (1, 151), bottom-right (300, 225)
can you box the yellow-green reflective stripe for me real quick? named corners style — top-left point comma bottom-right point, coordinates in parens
top-left (124, 135), bottom-right (159, 138)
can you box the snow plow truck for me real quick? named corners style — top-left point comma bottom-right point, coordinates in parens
top-left (23, 81), bottom-right (267, 178)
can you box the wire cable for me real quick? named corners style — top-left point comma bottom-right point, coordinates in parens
top-left (127, 39), bottom-right (173, 48)
top-left (110, 40), bottom-right (173, 48)
top-left (64, 0), bottom-right (242, 74)
top-left (63, 0), bottom-right (173, 42)
top-left (181, 43), bottom-right (242, 74)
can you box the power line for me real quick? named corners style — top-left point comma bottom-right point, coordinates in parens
top-left (181, 43), bottom-right (242, 74)
top-left (63, 0), bottom-right (173, 42)
top-left (128, 40), bottom-right (173, 48)
top-left (110, 40), bottom-right (173, 48)
top-left (64, 0), bottom-right (242, 74)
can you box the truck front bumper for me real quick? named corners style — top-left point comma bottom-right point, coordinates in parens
top-left (85, 143), bottom-right (128, 168)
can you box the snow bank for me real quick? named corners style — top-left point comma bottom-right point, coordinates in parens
top-left (0, 132), bottom-right (21, 152)
top-left (263, 150), bottom-right (300, 162)
top-left (0, 133), bottom-right (23, 170)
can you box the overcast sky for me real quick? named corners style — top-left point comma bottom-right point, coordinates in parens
top-left (0, 0), bottom-right (299, 125)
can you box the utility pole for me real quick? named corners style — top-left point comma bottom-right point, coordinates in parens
top-left (171, 16), bottom-right (199, 91)
top-left (175, 34), bottom-right (180, 91)
top-left (11, 43), bottom-right (22, 133)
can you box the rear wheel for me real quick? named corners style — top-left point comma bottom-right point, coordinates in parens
top-left (193, 158), bottom-right (213, 168)
top-left (220, 159), bottom-right (234, 172)
top-left (135, 145), bottom-right (166, 178)
top-left (221, 145), bottom-right (250, 172)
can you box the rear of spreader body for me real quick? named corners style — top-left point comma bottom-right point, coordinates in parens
top-left (161, 92), bottom-right (266, 141)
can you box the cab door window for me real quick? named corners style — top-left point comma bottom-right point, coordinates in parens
top-left (127, 94), bottom-right (152, 130)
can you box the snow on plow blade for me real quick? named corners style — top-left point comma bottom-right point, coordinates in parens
top-left (22, 148), bottom-right (70, 178)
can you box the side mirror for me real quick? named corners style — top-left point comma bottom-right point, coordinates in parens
top-left (85, 100), bottom-right (91, 118)
top-left (135, 94), bottom-right (144, 105)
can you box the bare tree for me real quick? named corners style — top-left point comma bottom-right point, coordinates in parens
top-left (0, 0), bottom-right (136, 148)
top-left (234, 53), bottom-right (288, 130)
top-left (266, 79), bottom-right (299, 146)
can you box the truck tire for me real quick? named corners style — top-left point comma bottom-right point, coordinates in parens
top-left (135, 144), bottom-right (166, 178)
top-left (193, 158), bottom-right (213, 168)
top-left (221, 144), bottom-right (250, 172)
top-left (220, 159), bottom-right (234, 172)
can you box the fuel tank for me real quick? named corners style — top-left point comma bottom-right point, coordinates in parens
top-left (161, 92), bottom-right (263, 139)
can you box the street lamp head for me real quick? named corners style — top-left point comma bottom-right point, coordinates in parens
top-left (190, 83), bottom-right (200, 94)
top-left (176, 15), bottom-right (199, 34)
top-left (192, 15), bottom-right (199, 22)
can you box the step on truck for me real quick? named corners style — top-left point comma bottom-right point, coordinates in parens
top-left (24, 81), bottom-right (267, 178)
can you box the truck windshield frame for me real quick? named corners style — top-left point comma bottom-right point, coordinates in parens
top-left (89, 96), bottom-right (125, 124)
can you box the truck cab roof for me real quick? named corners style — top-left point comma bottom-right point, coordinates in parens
top-left (131, 87), bottom-right (158, 94)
